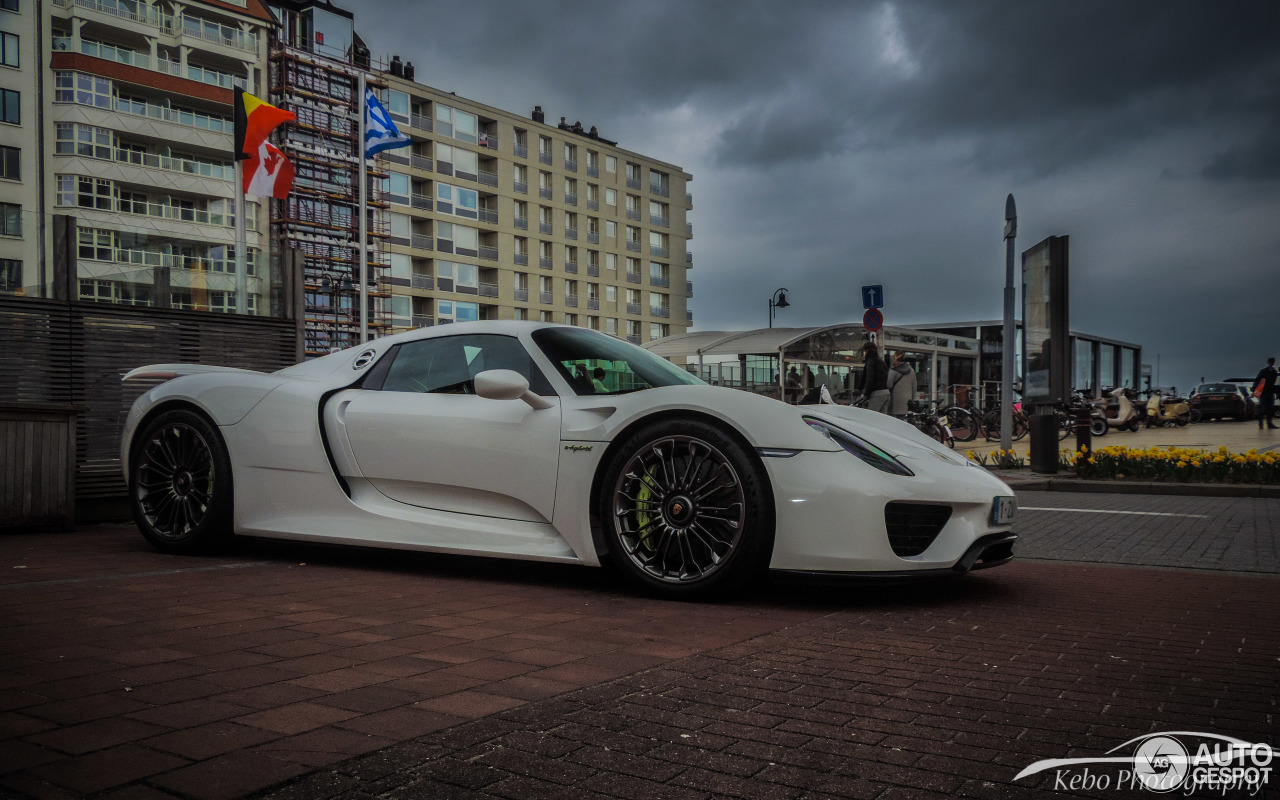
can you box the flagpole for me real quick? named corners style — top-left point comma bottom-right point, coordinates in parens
top-left (357, 72), bottom-right (369, 345)
top-left (234, 159), bottom-right (247, 314)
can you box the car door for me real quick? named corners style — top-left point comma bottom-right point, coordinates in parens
top-left (333, 333), bottom-right (561, 522)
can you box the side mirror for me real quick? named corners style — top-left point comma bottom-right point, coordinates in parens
top-left (473, 369), bottom-right (554, 410)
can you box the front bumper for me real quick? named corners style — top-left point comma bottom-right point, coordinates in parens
top-left (772, 532), bottom-right (1017, 582)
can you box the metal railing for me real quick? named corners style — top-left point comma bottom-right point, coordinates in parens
top-left (650, 245), bottom-right (669, 258)
top-left (539, 222), bottom-right (553, 235)
top-left (650, 184), bottom-right (670, 198)
top-left (53, 0), bottom-right (170, 30)
top-left (412, 314), bottom-right (434, 327)
top-left (686, 252), bottom-right (693, 264)
top-left (565, 193), bottom-right (577, 206)
top-left (514, 253), bottom-right (528, 266)
top-left (686, 192), bottom-right (693, 207)
top-left (686, 222), bottom-right (693, 235)
top-left (100, 199), bottom-right (254, 230)
top-left (686, 310), bottom-right (693, 322)
top-left (565, 262), bottom-right (578, 273)
top-left (479, 208), bottom-right (498, 224)
top-left (626, 241), bottom-right (641, 252)
top-left (65, 95), bottom-right (233, 135)
top-left (628, 335), bottom-right (641, 344)
top-left (626, 272), bottom-right (642, 284)
top-left (411, 273), bottom-right (434, 289)
top-left (686, 281), bottom-right (693, 295)
top-left (514, 217), bottom-right (528, 230)
top-left (411, 194), bottom-right (433, 210)
top-left (411, 234), bottom-right (434, 250)
top-left (479, 246), bottom-right (499, 261)
top-left (587, 264), bottom-right (600, 277)
top-left (587, 199), bottom-right (599, 211)
top-left (481, 133), bottom-right (498, 150)
top-left (539, 152), bottom-right (553, 165)
top-left (513, 181), bottom-right (528, 194)
top-left (650, 276), bottom-right (670, 288)
top-left (409, 114), bottom-right (433, 131)
top-left (587, 165), bottom-right (599, 178)
top-left (626, 209), bottom-right (642, 221)
top-left (92, 248), bottom-right (262, 275)
top-left (513, 143), bottom-right (528, 158)
top-left (565, 295), bottom-right (578, 308)
top-left (539, 291), bottom-right (553, 303)
top-left (587, 297), bottom-right (599, 310)
top-left (587, 232), bottom-right (599, 244)
top-left (626, 177), bottom-right (641, 189)
top-left (650, 215), bottom-right (669, 228)
top-left (479, 170), bottom-right (498, 187)
top-left (564, 159), bottom-right (577, 172)
top-left (108, 148), bottom-right (232, 180)
top-left (539, 258), bottom-right (553, 270)
top-left (479, 282), bottom-right (499, 297)
top-left (411, 155), bottom-right (433, 171)
top-left (539, 187), bottom-right (553, 200)
top-left (514, 288), bottom-right (529, 302)
top-left (651, 306), bottom-right (670, 318)
top-left (565, 227), bottom-right (578, 240)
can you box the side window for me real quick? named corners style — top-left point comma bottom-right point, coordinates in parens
top-left (380, 334), bottom-right (553, 395)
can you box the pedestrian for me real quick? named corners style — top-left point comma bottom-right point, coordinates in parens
top-left (856, 342), bottom-right (890, 413)
top-left (1255, 357), bottom-right (1278, 429)
top-left (887, 353), bottom-right (916, 418)
top-left (786, 366), bottom-right (801, 404)
top-left (591, 366), bottom-right (609, 393)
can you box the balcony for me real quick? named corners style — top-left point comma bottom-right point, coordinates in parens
top-left (480, 133), bottom-right (498, 150)
top-left (650, 215), bottom-right (669, 228)
top-left (107, 148), bottom-right (233, 181)
top-left (479, 282), bottom-right (499, 297)
top-left (539, 152), bottom-right (553, 165)
top-left (587, 232), bottom-right (599, 244)
top-left (412, 314), bottom-right (435, 327)
top-left (514, 253), bottom-right (528, 266)
top-left (626, 242), bottom-right (641, 252)
top-left (587, 165), bottom-right (599, 178)
top-left (628, 335), bottom-right (641, 344)
top-left (539, 187), bottom-right (553, 200)
top-left (479, 246), bottom-right (499, 261)
top-left (686, 222), bottom-right (693, 235)
top-left (411, 194), bottom-right (433, 211)
top-left (409, 113), bottom-right (433, 131)
top-left (513, 181), bottom-right (528, 195)
top-left (625, 272), bottom-right (642, 284)
top-left (565, 227), bottom-right (578, 240)
top-left (411, 273), bottom-right (434, 290)
top-left (539, 257), bottom-right (553, 270)
top-left (564, 262), bottom-right (578, 274)
top-left (685, 252), bottom-right (693, 264)
top-left (650, 276), bottom-right (670, 288)
top-left (479, 170), bottom-right (498, 187)
top-left (650, 183), bottom-right (670, 198)
top-left (587, 264), bottom-right (600, 277)
top-left (626, 177), bottom-right (641, 190)
top-left (564, 159), bottom-right (577, 172)
top-left (478, 208), bottom-right (498, 224)
top-left (411, 155), bottom-right (433, 171)
top-left (383, 152), bottom-right (410, 167)
top-left (686, 309), bottom-right (693, 323)
top-left (514, 288), bottom-right (529, 302)
top-left (686, 192), bottom-right (693, 207)
top-left (626, 303), bottom-right (642, 315)
top-left (651, 307), bottom-right (670, 319)
top-left (650, 245), bottom-right (669, 258)
top-left (626, 209), bottom-right (642, 221)
top-left (539, 291), bottom-right (553, 304)
top-left (411, 234), bottom-right (433, 250)
top-left (587, 298), bottom-right (599, 310)
top-left (565, 194), bottom-right (577, 206)
top-left (686, 280), bottom-right (693, 295)
top-left (539, 222), bottom-right (553, 235)
top-left (514, 143), bottom-right (528, 158)
top-left (587, 199), bottom-right (599, 211)
top-left (565, 295), bottom-right (578, 308)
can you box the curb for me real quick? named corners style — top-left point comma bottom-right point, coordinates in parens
top-left (995, 474), bottom-right (1280, 498)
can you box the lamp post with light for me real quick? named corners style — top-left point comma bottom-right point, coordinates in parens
top-left (768, 287), bottom-right (790, 328)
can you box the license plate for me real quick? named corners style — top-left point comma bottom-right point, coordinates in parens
top-left (991, 496), bottom-right (1017, 525)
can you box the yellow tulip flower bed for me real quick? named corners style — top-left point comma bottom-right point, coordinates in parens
top-left (967, 445), bottom-right (1280, 483)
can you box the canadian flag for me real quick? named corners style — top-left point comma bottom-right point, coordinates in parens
top-left (243, 140), bottom-right (295, 199)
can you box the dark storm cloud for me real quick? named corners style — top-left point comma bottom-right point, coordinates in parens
top-left (356, 0), bottom-right (1280, 390)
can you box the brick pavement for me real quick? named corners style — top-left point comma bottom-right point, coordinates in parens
top-left (1013, 491), bottom-right (1280, 573)
top-left (261, 562), bottom-right (1278, 800)
top-left (1, 496), bottom-right (1276, 799)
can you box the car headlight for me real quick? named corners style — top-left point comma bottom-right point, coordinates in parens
top-left (803, 417), bottom-right (914, 476)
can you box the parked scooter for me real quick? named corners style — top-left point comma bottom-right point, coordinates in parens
top-left (1145, 389), bottom-right (1191, 427)
top-left (1105, 386), bottom-right (1142, 432)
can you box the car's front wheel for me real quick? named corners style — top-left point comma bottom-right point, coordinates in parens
top-left (130, 409), bottom-right (233, 553)
top-left (599, 420), bottom-right (774, 599)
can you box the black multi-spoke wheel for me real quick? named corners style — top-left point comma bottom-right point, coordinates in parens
top-left (600, 420), bottom-right (773, 599)
top-left (130, 409), bottom-right (232, 553)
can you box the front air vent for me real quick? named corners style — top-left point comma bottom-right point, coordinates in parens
top-left (884, 502), bottom-right (952, 557)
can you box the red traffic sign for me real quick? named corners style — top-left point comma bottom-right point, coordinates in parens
top-left (863, 307), bottom-right (883, 332)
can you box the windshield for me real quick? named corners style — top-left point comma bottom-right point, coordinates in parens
top-left (532, 327), bottom-right (704, 395)
top-left (1195, 384), bottom-right (1236, 394)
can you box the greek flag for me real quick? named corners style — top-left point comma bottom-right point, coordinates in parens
top-left (364, 88), bottom-right (411, 157)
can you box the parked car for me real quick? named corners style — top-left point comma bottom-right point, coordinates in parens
top-left (119, 322), bottom-right (1018, 599)
top-left (1189, 382), bottom-right (1254, 421)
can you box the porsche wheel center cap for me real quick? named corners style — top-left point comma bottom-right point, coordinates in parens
top-left (665, 496), bottom-right (695, 526)
top-left (174, 473), bottom-right (192, 496)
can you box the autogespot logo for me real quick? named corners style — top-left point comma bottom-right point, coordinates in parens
top-left (1014, 732), bottom-right (1273, 795)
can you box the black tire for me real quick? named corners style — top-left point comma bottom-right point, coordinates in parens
top-left (129, 408), bottom-right (233, 554)
top-left (1012, 414), bottom-right (1030, 441)
top-left (1091, 417), bottom-right (1109, 436)
top-left (930, 422), bottom-right (955, 448)
top-left (598, 419), bottom-right (774, 600)
top-left (943, 407), bottom-right (977, 443)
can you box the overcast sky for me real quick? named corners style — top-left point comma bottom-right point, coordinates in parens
top-left (359, 0), bottom-right (1280, 391)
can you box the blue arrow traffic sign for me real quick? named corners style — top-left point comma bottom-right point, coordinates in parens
top-left (862, 285), bottom-right (883, 309)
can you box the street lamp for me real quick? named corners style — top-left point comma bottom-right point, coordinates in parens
top-left (768, 287), bottom-right (790, 328)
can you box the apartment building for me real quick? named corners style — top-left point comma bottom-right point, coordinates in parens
top-left (39, 0), bottom-right (275, 312)
top-left (0, 0), bottom-right (42, 295)
top-left (378, 76), bottom-right (695, 344)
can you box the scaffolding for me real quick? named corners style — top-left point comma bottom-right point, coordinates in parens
top-left (267, 39), bottom-right (393, 357)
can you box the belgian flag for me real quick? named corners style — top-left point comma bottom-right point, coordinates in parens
top-left (233, 87), bottom-right (296, 198)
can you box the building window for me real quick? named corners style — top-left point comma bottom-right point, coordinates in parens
top-left (605, 220), bottom-right (616, 238)
top-left (1, 202), bottom-right (20, 236)
top-left (77, 227), bottom-right (112, 260)
top-left (605, 155), bottom-right (617, 173)
top-left (605, 188), bottom-right (616, 206)
top-left (650, 323), bottom-right (668, 340)
top-left (0, 259), bottom-right (20, 292)
top-left (55, 72), bottom-right (111, 109)
top-left (55, 122), bottom-right (112, 159)
top-left (0, 88), bottom-right (18, 124)
top-left (57, 175), bottom-right (113, 209)
top-left (606, 253), bottom-right (617, 271)
top-left (0, 146), bottom-right (17, 180)
top-left (605, 285), bottom-right (616, 302)
top-left (0, 1), bottom-right (18, 12)
top-left (1, 32), bottom-right (17, 68)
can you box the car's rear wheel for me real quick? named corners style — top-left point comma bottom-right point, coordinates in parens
top-left (130, 409), bottom-right (232, 553)
top-left (599, 420), bottom-right (774, 599)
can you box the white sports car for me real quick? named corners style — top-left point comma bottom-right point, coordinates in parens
top-left (122, 321), bottom-right (1017, 598)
